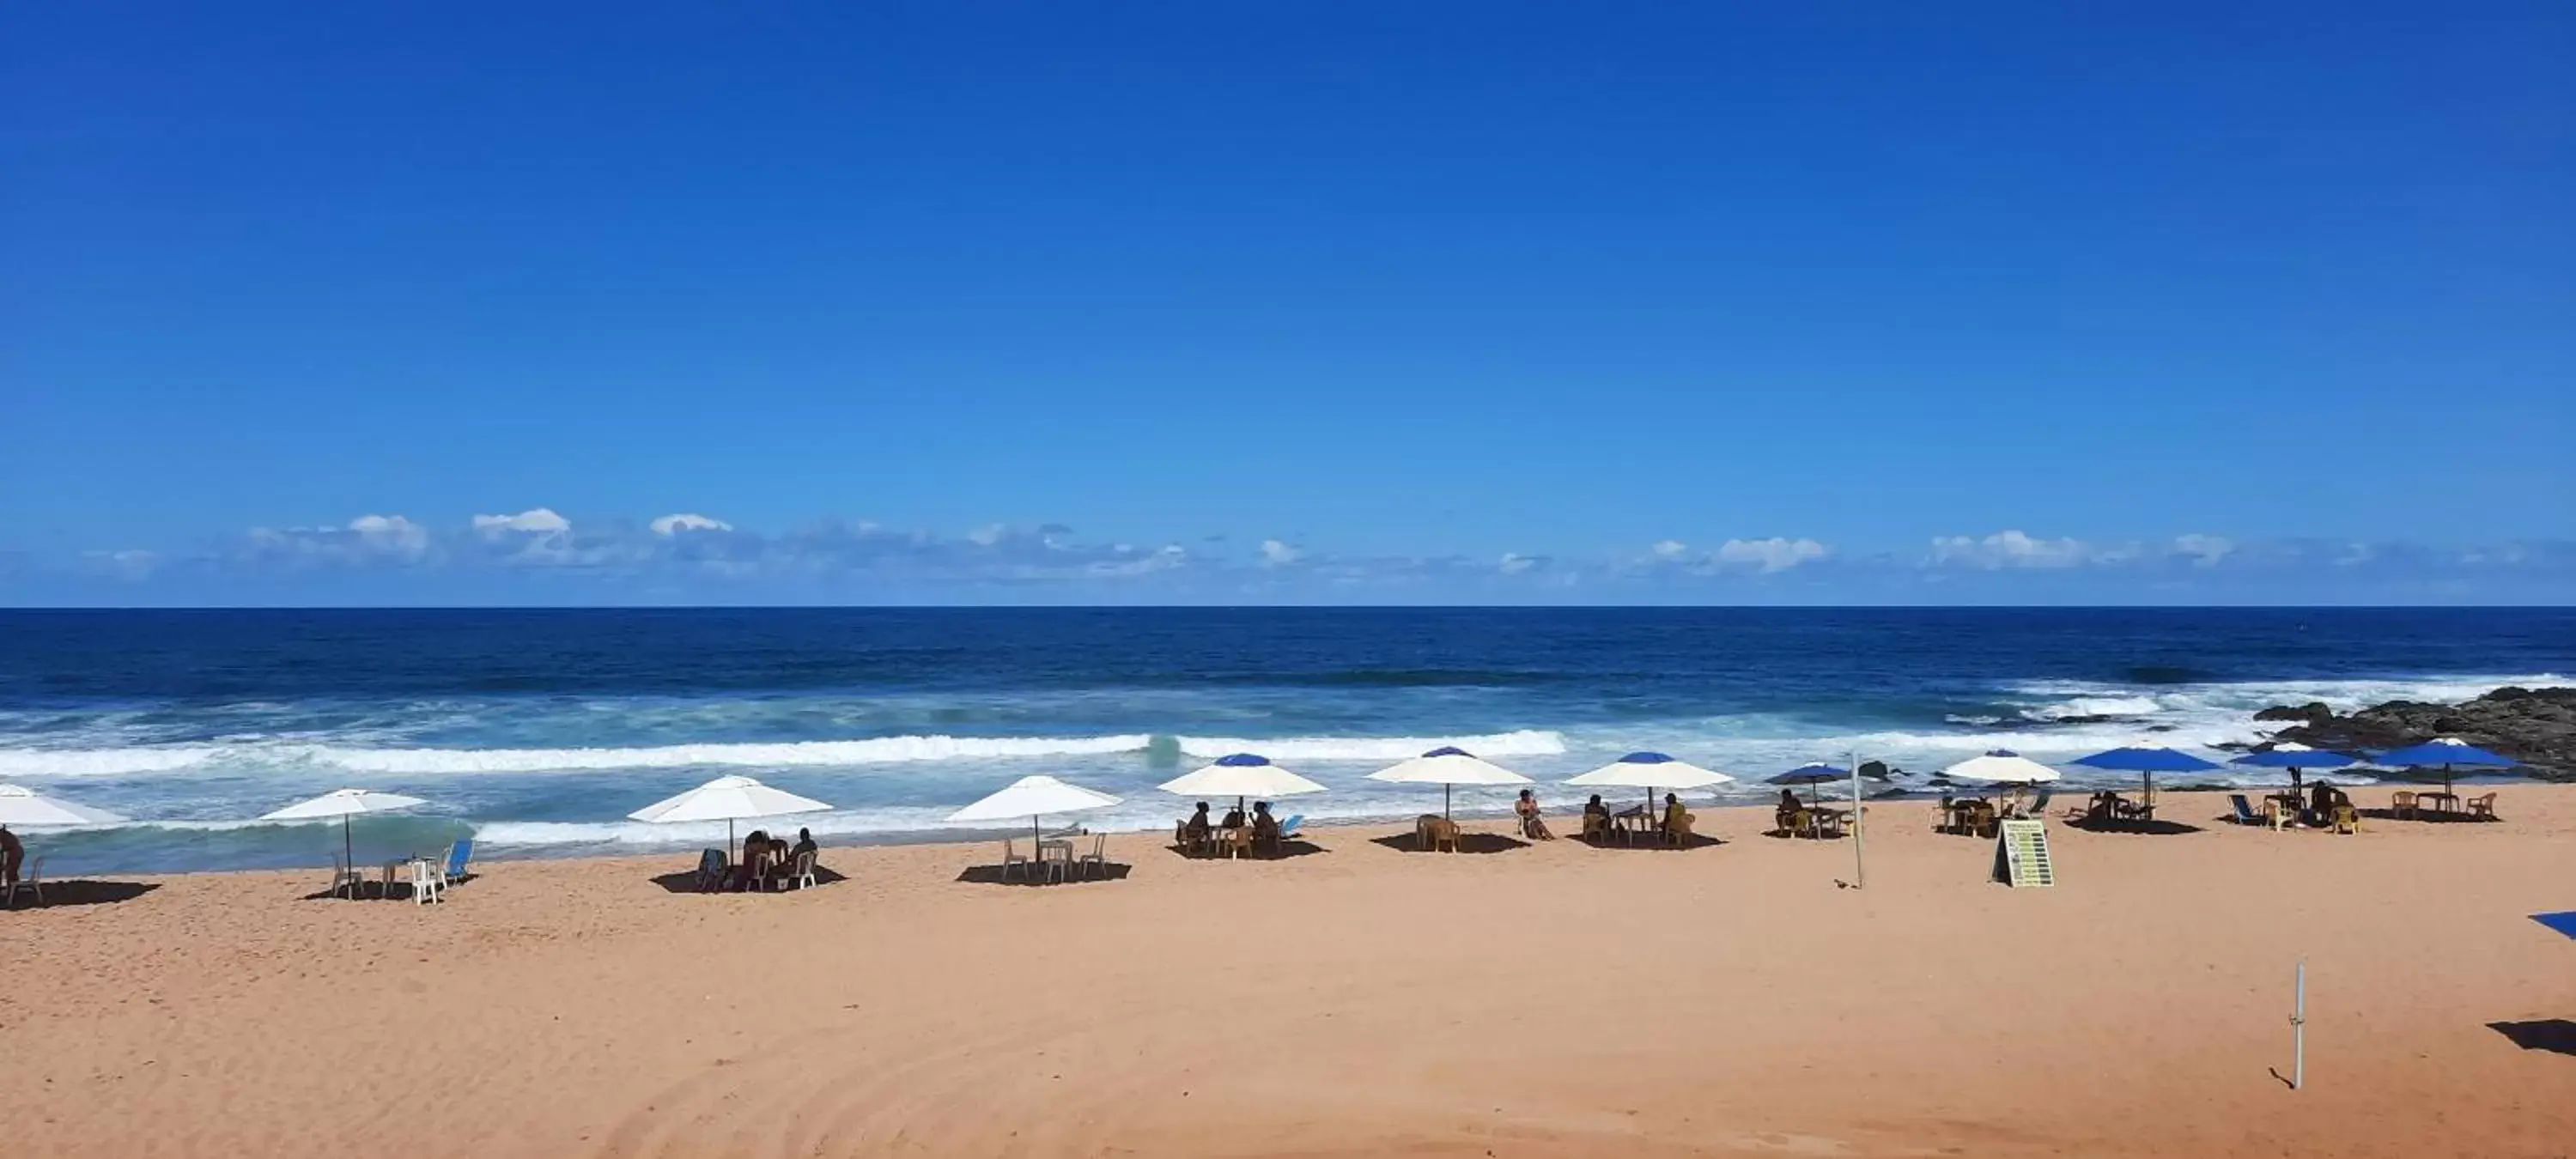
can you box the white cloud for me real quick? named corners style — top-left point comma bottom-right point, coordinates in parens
top-left (1498, 552), bottom-right (1541, 574)
top-left (347, 514), bottom-right (430, 558)
top-left (1929, 530), bottom-right (2091, 569)
top-left (964, 524), bottom-right (1007, 547)
top-left (472, 507), bottom-right (571, 534)
top-left (1650, 539), bottom-right (1690, 559)
top-left (649, 513), bottom-right (733, 536)
top-left (1258, 539), bottom-right (1303, 567)
top-left (1714, 537), bottom-right (1829, 573)
top-left (2171, 534), bottom-right (2233, 567)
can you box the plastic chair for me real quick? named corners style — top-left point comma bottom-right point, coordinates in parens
top-left (1000, 837), bottom-right (1030, 881)
top-left (2467, 792), bottom-right (2500, 821)
top-left (5, 853), bottom-right (43, 908)
top-left (2227, 795), bottom-right (2260, 826)
top-left (324, 853), bottom-right (364, 900)
top-left (2329, 804), bottom-right (2362, 834)
top-left (2390, 791), bottom-right (2418, 820)
top-left (775, 850), bottom-right (817, 890)
top-left (1037, 840), bottom-right (1076, 883)
top-left (409, 858), bottom-right (445, 904)
top-left (1076, 833), bottom-right (1108, 879)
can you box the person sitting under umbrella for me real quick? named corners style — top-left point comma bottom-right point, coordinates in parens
top-left (1, 825), bottom-right (21, 898)
top-left (789, 827), bottom-right (818, 864)
top-left (1181, 803), bottom-right (1214, 854)
top-left (1580, 794), bottom-right (1612, 841)
top-left (1512, 789), bottom-right (1553, 840)
top-left (1661, 792), bottom-right (1694, 843)
top-left (1251, 802), bottom-right (1281, 852)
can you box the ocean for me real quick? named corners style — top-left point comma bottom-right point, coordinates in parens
top-left (4, 607), bottom-right (2571, 876)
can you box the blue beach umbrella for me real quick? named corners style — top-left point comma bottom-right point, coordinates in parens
top-left (1767, 763), bottom-right (1849, 808)
top-left (2374, 737), bottom-right (2516, 796)
top-left (2071, 744), bottom-right (2221, 802)
top-left (2229, 743), bottom-right (2360, 794)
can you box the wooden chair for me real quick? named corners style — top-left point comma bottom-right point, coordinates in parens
top-left (2466, 792), bottom-right (2499, 821)
top-left (2390, 791), bottom-right (2418, 820)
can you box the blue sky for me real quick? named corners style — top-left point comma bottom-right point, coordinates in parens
top-left (4, 3), bottom-right (2571, 604)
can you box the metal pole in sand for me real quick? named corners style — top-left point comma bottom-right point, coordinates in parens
top-left (1850, 749), bottom-right (1865, 889)
top-left (2292, 958), bottom-right (2307, 1090)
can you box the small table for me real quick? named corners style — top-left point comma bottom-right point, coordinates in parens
top-left (2415, 791), bottom-right (2461, 815)
top-left (1613, 808), bottom-right (1656, 840)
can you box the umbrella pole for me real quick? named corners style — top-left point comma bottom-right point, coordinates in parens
top-left (1444, 783), bottom-right (1452, 820)
top-left (343, 815), bottom-right (354, 886)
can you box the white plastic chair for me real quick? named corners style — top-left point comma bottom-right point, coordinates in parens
top-left (1000, 837), bottom-right (1030, 881)
top-left (1038, 840), bottom-right (1076, 883)
top-left (775, 851), bottom-right (817, 890)
top-left (1076, 833), bottom-right (1108, 880)
top-left (5, 854), bottom-right (43, 908)
top-left (409, 858), bottom-right (445, 905)
top-left (325, 854), bottom-right (364, 900)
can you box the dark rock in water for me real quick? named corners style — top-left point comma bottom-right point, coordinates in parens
top-left (2254, 701), bottom-right (2336, 725)
top-left (2259, 686), bottom-right (2576, 780)
top-left (2144, 724), bottom-right (2176, 733)
top-left (1858, 760), bottom-right (1892, 781)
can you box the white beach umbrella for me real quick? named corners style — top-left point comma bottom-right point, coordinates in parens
top-left (1938, 749), bottom-right (2063, 786)
top-left (263, 787), bottom-right (430, 870)
top-left (1565, 751), bottom-right (1734, 812)
top-left (0, 784), bottom-right (131, 827)
top-left (1368, 745), bottom-right (1532, 819)
top-left (1158, 754), bottom-right (1327, 815)
top-left (948, 774), bottom-right (1122, 855)
top-left (628, 774), bottom-right (832, 859)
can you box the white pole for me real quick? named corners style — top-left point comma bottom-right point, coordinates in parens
top-left (2292, 958), bottom-right (2306, 1090)
top-left (1850, 749), bottom-right (1865, 889)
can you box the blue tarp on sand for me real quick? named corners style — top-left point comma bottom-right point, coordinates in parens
top-left (2533, 912), bottom-right (2576, 940)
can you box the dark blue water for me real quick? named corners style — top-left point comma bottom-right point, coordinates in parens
top-left (3, 608), bottom-right (2570, 874)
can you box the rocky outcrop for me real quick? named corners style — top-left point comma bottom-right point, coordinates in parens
top-left (2260, 686), bottom-right (2576, 780)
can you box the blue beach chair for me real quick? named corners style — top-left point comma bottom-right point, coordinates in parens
top-left (440, 838), bottom-right (475, 885)
top-left (1278, 815), bottom-right (1303, 840)
top-left (2227, 795), bottom-right (2261, 826)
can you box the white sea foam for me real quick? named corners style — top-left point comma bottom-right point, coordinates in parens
top-left (2017, 695), bottom-right (2162, 721)
top-left (0, 747), bottom-right (230, 778)
top-left (1175, 730), bottom-right (1566, 761)
top-left (319, 734), bottom-right (1158, 774)
top-left (0, 735), bottom-right (1162, 777)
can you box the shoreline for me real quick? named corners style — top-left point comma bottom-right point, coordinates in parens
top-left (20, 769), bottom-right (2565, 879)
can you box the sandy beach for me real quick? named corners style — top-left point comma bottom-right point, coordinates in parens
top-left (5, 787), bottom-right (2573, 1158)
